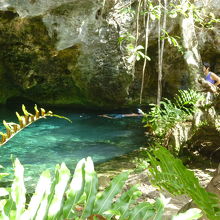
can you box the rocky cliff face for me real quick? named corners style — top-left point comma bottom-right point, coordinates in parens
top-left (0, 0), bottom-right (219, 109)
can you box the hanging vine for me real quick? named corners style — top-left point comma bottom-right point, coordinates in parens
top-left (139, 0), bottom-right (150, 104)
top-left (157, 0), bottom-right (167, 105)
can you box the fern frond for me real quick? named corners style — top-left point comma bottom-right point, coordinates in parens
top-left (0, 105), bottom-right (72, 146)
top-left (148, 147), bottom-right (220, 220)
top-left (174, 89), bottom-right (204, 113)
top-left (143, 89), bottom-right (204, 138)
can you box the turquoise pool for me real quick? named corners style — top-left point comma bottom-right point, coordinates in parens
top-left (0, 106), bottom-right (146, 188)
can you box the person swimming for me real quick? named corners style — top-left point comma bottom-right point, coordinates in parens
top-left (99, 109), bottom-right (145, 119)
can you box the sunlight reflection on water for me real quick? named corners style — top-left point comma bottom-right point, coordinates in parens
top-left (0, 106), bottom-right (146, 188)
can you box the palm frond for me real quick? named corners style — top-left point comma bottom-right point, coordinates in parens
top-left (0, 104), bottom-right (71, 146)
top-left (148, 147), bottom-right (220, 220)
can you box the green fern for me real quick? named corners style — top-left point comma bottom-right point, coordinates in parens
top-left (174, 89), bottom-right (204, 114)
top-left (143, 89), bottom-right (203, 138)
top-left (148, 147), bottom-right (220, 220)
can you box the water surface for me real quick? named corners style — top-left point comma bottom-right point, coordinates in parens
top-left (0, 106), bottom-right (146, 188)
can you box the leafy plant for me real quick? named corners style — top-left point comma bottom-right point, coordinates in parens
top-left (143, 89), bottom-right (204, 138)
top-left (0, 105), bottom-right (167, 219)
top-left (0, 156), bottom-right (202, 220)
top-left (0, 104), bottom-right (71, 146)
top-left (0, 105), bottom-right (206, 219)
top-left (148, 147), bottom-right (220, 220)
top-left (161, 29), bottom-right (184, 54)
top-left (174, 89), bottom-right (204, 114)
top-left (127, 44), bottom-right (151, 64)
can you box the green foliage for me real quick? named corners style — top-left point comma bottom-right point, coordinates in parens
top-left (143, 0), bottom-right (161, 20)
top-left (143, 89), bottom-right (204, 138)
top-left (118, 33), bottom-right (151, 64)
top-left (168, 0), bottom-right (220, 29)
top-left (0, 105), bottom-right (71, 146)
top-left (148, 147), bottom-right (220, 220)
top-left (174, 89), bottom-right (203, 114)
top-left (0, 104), bottom-right (208, 219)
top-left (0, 156), bottom-right (204, 220)
top-left (161, 30), bottom-right (184, 54)
top-left (127, 44), bottom-right (151, 63)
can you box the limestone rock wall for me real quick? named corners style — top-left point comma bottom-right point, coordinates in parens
top-left (0, 0), bottom-right (219, 109)
top-left (0, 0), bottom-right (132, 108)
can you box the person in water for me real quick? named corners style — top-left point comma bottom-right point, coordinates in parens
top-left (203, 62), bottom-right (220, 86)
top-left (99, 108), bottom-right (145, 119)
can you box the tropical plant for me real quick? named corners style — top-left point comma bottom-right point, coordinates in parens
top-left (143, 89), bottom-right (204, 138)
top-left (0, 105), bottom-right (204, 219)
top-left (174, 89), bottom-right (203, 114)
top-left (0, 156), bottom-right (203, 220)
top-left (0, 104), bottom-right (71, 146)
top-left (161, 29), bottom-right (184, 54)
top-left (148, 147), bottom-right (220, 220)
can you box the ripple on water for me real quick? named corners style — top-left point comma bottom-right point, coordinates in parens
top-left (0, 108), bottom-right (146, 189)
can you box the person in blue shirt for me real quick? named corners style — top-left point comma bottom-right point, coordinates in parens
top-left (99, 109), bottom-right (145, 119)
top-left (203, 62), bottom-right (220, 86)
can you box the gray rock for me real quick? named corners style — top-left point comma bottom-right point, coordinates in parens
top-left (0, 0), bottom-right (219, 108)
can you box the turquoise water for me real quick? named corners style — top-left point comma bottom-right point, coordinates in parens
top-left (0, 106), bottom-right (146, 188)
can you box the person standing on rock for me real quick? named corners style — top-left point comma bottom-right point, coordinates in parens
top-left (203, 62), bottom-right (220, 86)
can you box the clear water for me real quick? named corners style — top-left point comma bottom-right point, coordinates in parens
top-left (0, 106), bottom-right (146, 188)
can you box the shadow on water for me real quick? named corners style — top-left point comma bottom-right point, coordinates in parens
top-left (0, 104), bottom-right (147, 190)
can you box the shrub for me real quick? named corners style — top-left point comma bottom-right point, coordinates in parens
top-left (143, 89), bottom-right (204, 138)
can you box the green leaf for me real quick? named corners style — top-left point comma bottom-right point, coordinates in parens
top-left (136, 45), bottom-right (144, 50)
top-left (169, 12), bottom-right (178, 18)
top-left (0, 173), bottom-right (9, 181)
top-left (129, 202), bottom-right (155, 220)
top-left (81, 157), bottom-right (98, 219)
top-left (172, 208), bottom-right (202, 220)
top-left (23, 170), bottom-right (51, 220)
top-left (52, 114), bottom-right (72, 123)
top-left (63, 158), bottom-right (86, 219)
top-left (93, 172), bottom-right (129, 215)
top-left (47, 163), bottom-right (70, 219)
top-left (148, 147), bottom-right (220, 220)
top-left (11, 159), bottom-right (26, 219)
top-left (22, 105), bottom-right (31, 117)
top-left (116, 185), bottom-right (142, 219)
top-left (152, 194), bottom-right (169, 220)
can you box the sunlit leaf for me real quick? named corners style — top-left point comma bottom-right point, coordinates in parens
top-left (81, 157), bottom-right (98, 219)
top-left (63, 158), bottom-right (86, 219)
top-left (24, 170), bottom-right (51, 219)
top-left (94, 172), bottom-right (129, 215)
top-left (172, 208), bottom-right (202, 220)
